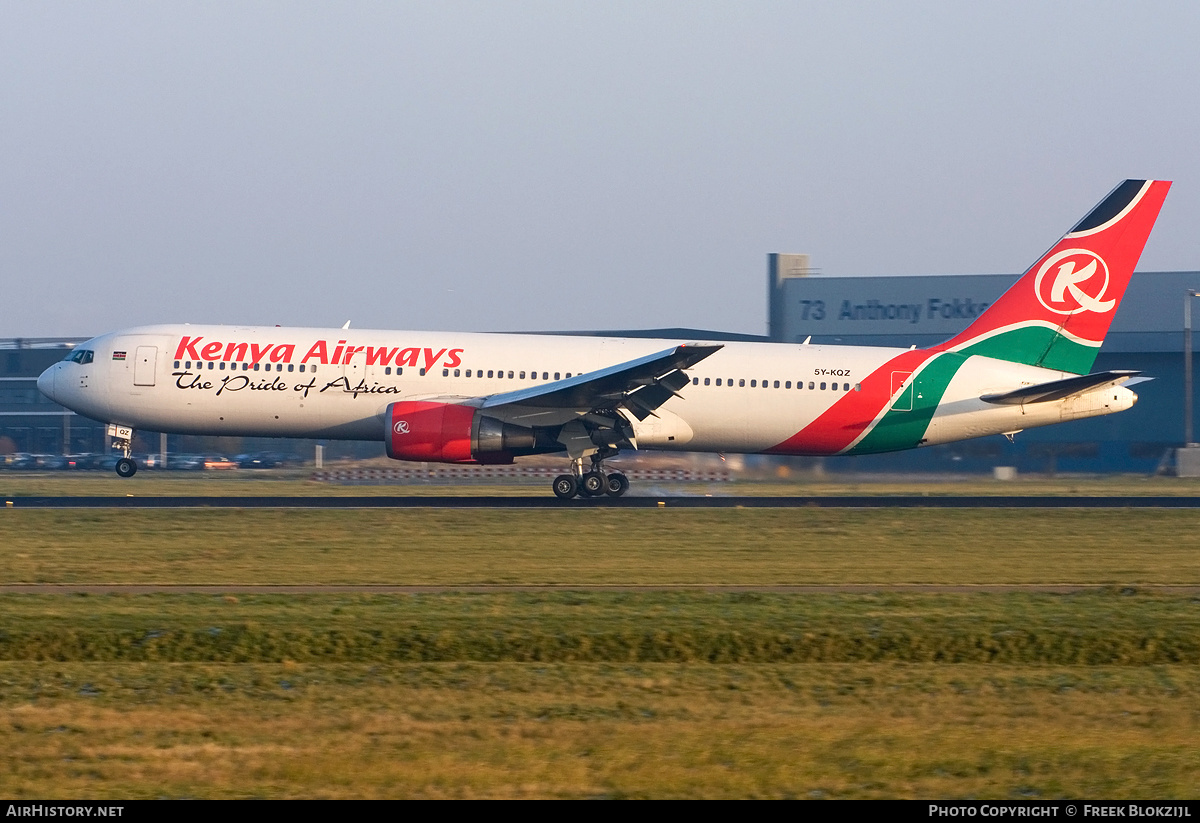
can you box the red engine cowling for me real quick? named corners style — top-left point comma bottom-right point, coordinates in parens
top-left (385, 401), bottom-right (547, 464)
top-left (385, 401), bottom-right (476, 463)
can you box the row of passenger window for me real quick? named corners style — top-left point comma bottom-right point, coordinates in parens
top-left (692, 376), bottom-right (861, 392)
top-left (433, 369), bottom-right (572, 380)
top-left (174, 361), bottom-right (577, 381)
top-left (176, 361), bottom-right (318, 373)
top-left (170, 359), bottom-right (859, 393)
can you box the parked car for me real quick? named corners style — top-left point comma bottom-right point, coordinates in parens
top-left (167, 454), bottom-right (205, 471)
top-left (236, 452), bottom-right (286, 469)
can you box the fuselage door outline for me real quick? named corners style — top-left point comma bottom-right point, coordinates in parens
top-left (891, 371), bottom-right (913, 412)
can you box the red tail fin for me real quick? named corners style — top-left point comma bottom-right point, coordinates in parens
top-left (935, 180), bottom-right (1171, 373)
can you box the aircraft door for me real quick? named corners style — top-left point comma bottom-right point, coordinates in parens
top-left (341, 348), bottom-right (364, 386)
top-left (134, 346), bottom-right (158, 386)
top-left (890, 371), bottom-right (913, 411)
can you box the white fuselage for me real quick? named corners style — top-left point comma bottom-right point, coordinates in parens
top-left (37, 324), bottom-right (1136, 457)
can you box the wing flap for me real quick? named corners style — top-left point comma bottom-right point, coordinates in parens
top-left (479, 343), bottom-right (722, 415)
top-left (980, 370), bottom-right (1141, 405)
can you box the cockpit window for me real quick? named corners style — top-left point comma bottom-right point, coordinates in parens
top-left (64, 349), bottom-right (94, 365)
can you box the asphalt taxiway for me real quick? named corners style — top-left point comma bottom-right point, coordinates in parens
top-left (6, 495), bottom-right (1200, 508)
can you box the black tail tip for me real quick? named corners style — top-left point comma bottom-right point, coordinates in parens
top-left (1069, 180), bottom-right (1149, 234)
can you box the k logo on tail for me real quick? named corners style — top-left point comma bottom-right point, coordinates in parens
top-left (1034, 250), bottom-right (1114, 315)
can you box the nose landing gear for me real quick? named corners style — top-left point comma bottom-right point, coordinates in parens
top-left (108, 423), bottom-right (138, 478)
top-left (115, 457), bottom-right (138, 478)
top-left (550, 453), bottom-right (628, 499)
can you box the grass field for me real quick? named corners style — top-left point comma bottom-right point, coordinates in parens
top-left (0, 590), bottom-right (1197, 665)
top-left (1, 482), bottom-right (1199, 797)
top-left (2, 661), bottom-right (1197, 798)
top-left (2, 508), bottom-right (1200, 585)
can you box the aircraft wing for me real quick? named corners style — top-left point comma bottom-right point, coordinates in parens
top-left (980, 370), bottom-right (1141, 405)
top-left (480, 343), bottom-right (722, 419)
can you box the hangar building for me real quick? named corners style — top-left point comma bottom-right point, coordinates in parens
top-left (767, 254), bottom-right (1200, 473)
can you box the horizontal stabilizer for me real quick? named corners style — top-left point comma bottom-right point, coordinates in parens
top-left (980, 370), bottom-right (1141, 405)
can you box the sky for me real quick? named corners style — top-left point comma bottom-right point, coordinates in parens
top-left (3, 2), bottom-right (1200, 338)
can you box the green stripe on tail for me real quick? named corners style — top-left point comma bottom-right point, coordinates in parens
top-left (957, 324), bottom-right (1100, 374)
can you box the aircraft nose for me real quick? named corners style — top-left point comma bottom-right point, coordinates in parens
top-left (37, 365), bottom-right (57, 403)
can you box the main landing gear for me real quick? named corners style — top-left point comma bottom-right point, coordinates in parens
top-left (109, 424), bottom-right (137, 478)
top-left (552, 453), bottom-right (628, 500)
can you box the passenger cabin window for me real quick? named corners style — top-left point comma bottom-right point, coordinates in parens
top-left (820, 382), bottom-right (826, 390)
top-left (703, 377), bottom-right (710, 386)
top-left (454, 369), bottom-right (461, 377)
top-left (520, 371), bottom-right (526, 379)
top-left (739, 379), bottom-right (745, 387)
top-left (715, 378), bottom-right (721, 386)
top-left (785, 381), bottom-right (791, 388)
top-left (808, 381), bottom-right (814, 389)
top-left (488, 370), bottom-right (494, 378)
top-left (774, 380), bottom-right (780, 388)
top-left (554, 373), bottom-right (560, 380)
top-left (750, 380), bottom-right (756, 387)
top-left (420, 368), bottom-right (426, 376)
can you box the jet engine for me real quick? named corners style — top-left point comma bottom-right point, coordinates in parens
top-left (384, 401), bottom-right (552, 464)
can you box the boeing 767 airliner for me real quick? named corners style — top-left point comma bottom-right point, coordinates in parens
top-left (38, 180), bottom-right (1170, 497)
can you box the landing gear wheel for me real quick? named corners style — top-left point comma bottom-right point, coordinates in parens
top-left (552, 474), bottom-right (579, 499)
top-left (581, 471), bottom-right (607, 497)
top-left (604, 472), bottom-right (629, 497)
top-left (115, 457), bottom-right (137, 478)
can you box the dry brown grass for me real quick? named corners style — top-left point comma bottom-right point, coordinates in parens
top-left (2, 487), bottom-right (1197, 798)
top-left (2, 508), bottom-right (1199, 585)
top-left (0, 662), bottom-right (1196, 798)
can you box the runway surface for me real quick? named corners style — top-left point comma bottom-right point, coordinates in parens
top-left (5, 495), bottom-right (1200, 508)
